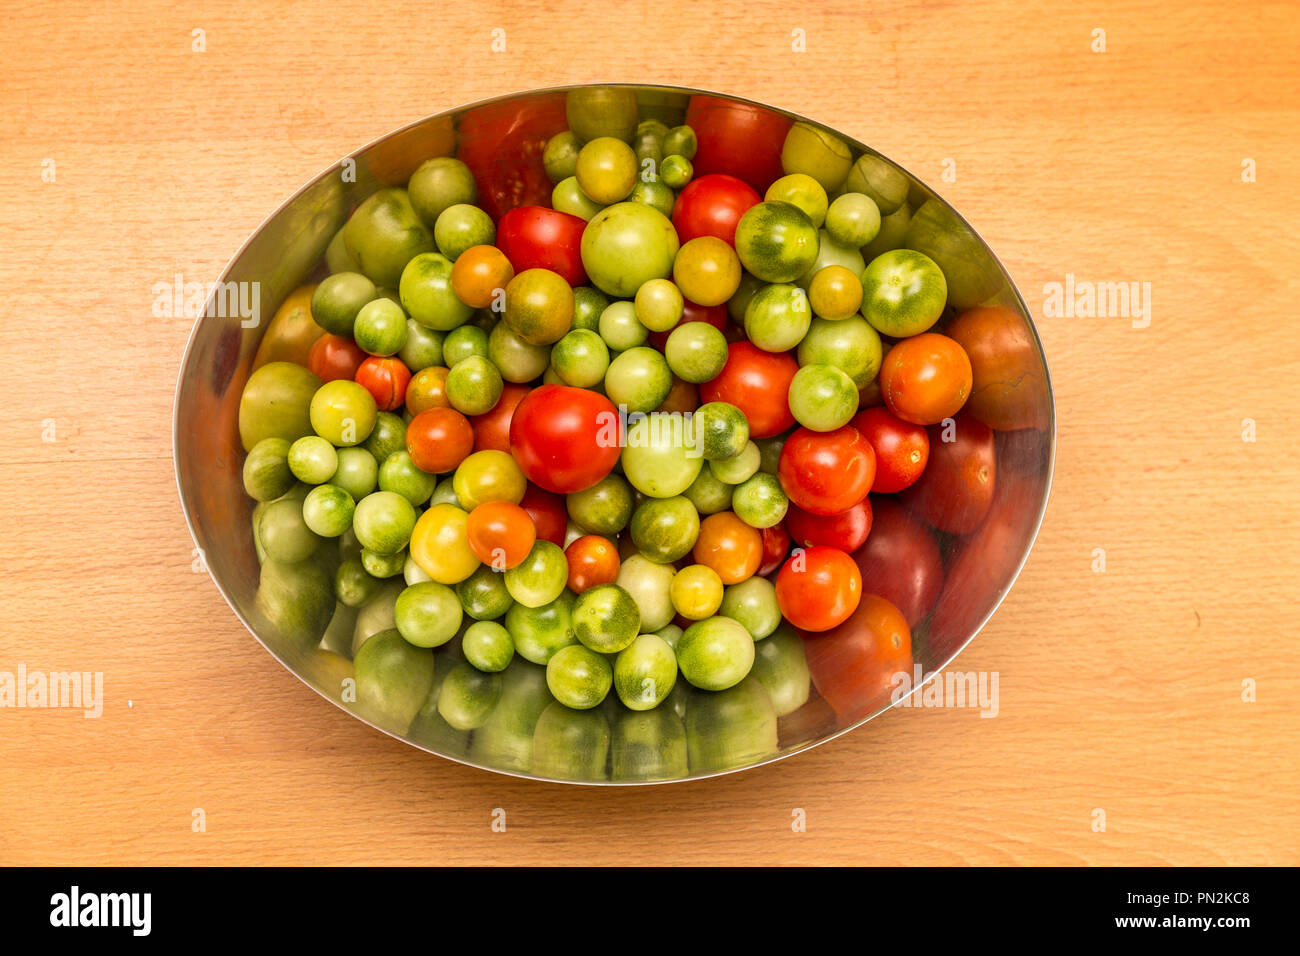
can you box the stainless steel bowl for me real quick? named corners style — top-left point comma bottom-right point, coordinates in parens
top-left (173, 84), bottom-right (1054, 784)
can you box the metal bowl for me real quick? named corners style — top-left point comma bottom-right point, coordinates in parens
top-left (173, 84), bottom-right (1054, 784)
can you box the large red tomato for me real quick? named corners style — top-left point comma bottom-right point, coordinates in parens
top-left (456, 95), bottom-right (568, 221)
top-left (777, 426), bottom-right (875, 516)
top-left (851, 497), bottom-right (943, 628)
top-left (469, 382), bottom-right (530, 453)
top-left (901, 412), bottom-right (996, 534)
top-left (785, 499), bottom-right (873, 552)
top-left (671, 174), bottom-right (762, 246)
top-left (774, 545), bottom-right (861, 632)
top-left (698, 341), bottom-right (798, 439)
top-left (803, 593), bottom-right (913, 720)
top-left (495, 206), bottom-right (588, 287)
top-left (684, 96), bottom-right (792, 194)
top-left (509, 384), bottom-right (621, 494)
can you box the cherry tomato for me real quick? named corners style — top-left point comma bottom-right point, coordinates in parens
top-left (469, 382), bottom-right (529, 453)
top-left (684, 95), bottom-right (792, 194)
top-left (692, 512), bottom-right (762, 585)
top-left (879, 332), bottom-right (973, 425)
top-left (698, 341), bottom-right (798, 439)
top-left (775, 545), bottom-right (862, 632)
top-left (853, 406), bottom-right (930, 493)
top-left (901, 412), bottom-right (996, 534)
top-left (509, 384), bottom-right (621, 494)
top-left (496, 206), bottom-right (588, 287)
top-left (803, 593), bottom-right (911, 718)
top-left (307, 334), bottom-right (367, 383)
top-left (777, 426), bottom-right (875, 516)
top-left (355, 356), bottom-right (412, 412)
top-left (518, 484), bottom-right (568, 547)
top-left (451, 244), bottom-right (515, 309)
top-left (565, 534), bottom-right (621, 593)
top-left (851, 498), bottom-right (943, 628)
top-left (466, 500), bottom-right (536, 570)
top-left (646, 298), bottom-right (728, 351)
top-left (406, 407), bottom-right (474, 474)
top-left (671, 173), bottom-right (762, 246)
top-left (456, 94), bottom-right (568, 220)
top-left (757, 522), bottom-right (790, 576)
top-left (785, 499), bottom-right (872, 552)
top-left (945, 306), bottom-right (1049, 431)
top-left (406, 366), bottom-right (451, 414)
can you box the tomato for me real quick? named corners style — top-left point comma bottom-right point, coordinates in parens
top-left (496, 206), bottom-right (588, 287)
top-left (945, 306), bottom-right (1049, 431)
top-left (777, 426), bottom-right (875, 516)
top-left (469, 382), bottom-right (529, 453)
top-left (785, 499), bottom-right (872, 552)
top-left (307, 333), bottom-right (366, 383)
top-left (647, 298), bottom-right (728, 351)
top-left (852, 406), bottom-right (930, 493)
top-left (518, 484), bottom-right (568, 547)
top-left (456, 94), bottom-right (568, 220)
top-left (671, 174), bottom-right (762, 247)
top-left (565, 534), bottom-right (621, 593)
top-left (757, 522), bottom-right (790, 576)
top-left (684, 95), bottom-right (792, 194)
top-left (451, 244), bottom-right (515, 309)
top-left (901, 412), bottom-right (996, 534)
top-left (879, 332), bottom-right (973, 425)
top-left (354, 356), bottom-right (412, 412)
top-left (692, 512), bottom-right (762, 585)
top-left (774, 545), bottom-right (861, 632)
top-left (409, 502), bottom-right (480, 584)
top-left (406, 366), bottom-right (451, 414)
top-left (509, 384), bottom-right (621, 494)
top-left (803, 593), bottom-right (911, 719)
top-left (698, 342), bottom-right (798, 439)
top-left (466, 500), bottom-right (536, 570)
top-left (851, 497), bottom-right (943, 628)
top-left (406, 407), bottom-right (474, 474)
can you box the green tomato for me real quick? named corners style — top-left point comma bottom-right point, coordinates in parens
top-left (566, 86), bottom-right (640, 143)
top-left (342, 188), bottom-right (435, 290)
top-left (613, 634), bottom-right (677, 710)
top-left (505, 591), bottom-right (576, 664)
top-left (572, 583), bottom-right (642, 653)
top-left (655, 623), bottom-right (684, 650)
top-left (398, 320), bottom-right (444, 372)
top-left (311, 272), bottom-right (377, 336)
top-left (749, 623), bottom-right (811, 716)
top-left (442, 324), bottom-right (488, 365)
top-left (691, 401), bottom-right (750, 461)
top-left (572, 286), bottom-right (610, 331)
top-left (616, 554), bottom-right (677, 632)
top-left (727, 270), bottom-right (766, 325)
top-left (664, 321), bottom-right (728, 383)
top-left (335, 557), bottom-right (382, 608)
top-left (353, 298), bottom-right (409, 356)
top-left (845, 153), bottom-right (910, 216)
top-left (394, 581), bottom-right (462, 648)
top-left (462, 620), bottom-right (515, 672)
top-left (581, 202), bottom-right (680, 298)
top-left (597, 301), bottom-right (646, 351)
top-left (504, 540), bottom-right (568, 608)
top-left (676, 615), bottom-right (756, 691)
top-left (433, 203), bottom-right (494, 261)
top-left (659, 154), bottom-right (693, 189)
top-left (663, 125), bottom-right (697, 160)
top-left (605, 347), bottom-right (672, 414)
top-left (243, 437), bottom-right (294, 502)
top-left (797, 315), bottom-right (883, 387)
top-left (551, 328), bottom-right (610, 388)
top-left (553, 176), bottom-right (605, 220)
top-left (288, 435), bottom-right (342, 487)
top-left (567, 473), bottom-right (634, 535)
top-left (325, 226), bottom-right (360, 274)
top-left (543, 131), bottom-right (581, 184)
top-left (330, 446), bottom-right (378, 501)
top-left (781, 122), bottom-right (853, 192)
top-left (399, 251), bottom-right (474, 331)
top-left (363, 411), bottom-right (407, 463)
top-left (310, 379), bottom-right (377, 447)
top-left (683, 465), bottom-right (734, 515)
top-left (825, 192), bottom-right (882, 248)
top-left (302, 483), bottom-right (355, 538)
top-left (621, 413), bottom-right (704, 498)
top-left (627, 179), bottom-right (675, 218)
top-left (353, 628), bottom-right (436, 730)
top-left (487, 322), bottom-right (550, 383)
top-left (633, 278), bottom-right (684, 332)
top-left (709, 440), bottom-right (761, 485)
top-left (766, 173), bottom-right (829, 229)
top-left (788, 364), bottom-right (859, 432)
top-left (734, 201), bottom-right (819, 283)
top-left (259, 497), bottom-right (322, 563)
top-left (719, 576), bottom-right (782, 640)
top-left (428, 476), bottom-right (461, 508)
top-left (904, 198), bottom-right (1004, 309)
top-left (446, 355), bottom-right (503, 416)
top-left (361, 547), bottom-right (405, 579)
top-left (744, 282), bottom-right (811, 352)
top-left (755, 434), bottom-right (787, 475)
top-left (378, 450), bottom-right (437, 506)
top-left (860, 248), bottom-right (948, 337)
top-left (576, 136), bottom-right (638, 204)
top-left (437, 662), bottom-right (502, 730)
top-left (546, 644), bottom-right (614, 710)
top-left (408, 157), bottom-right (478, 230)
top-left (629, 495), bottom-right (701, 564)
top-left (238, 361), bottom-right (322, 451)
top-left (456, 564), bottom-right (514, 621)
top-left (352, 490), bottom-right (417, 556)
top-left (634, 119), bottom-right (668, 167)
top-left (731, 472), bottom-right (788, 529)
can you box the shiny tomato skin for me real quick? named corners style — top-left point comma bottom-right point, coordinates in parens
top-left (308, 334), bottom-right (367, 383)
top-left (355, 356), bottom-right (412, 412)
top-left (879, 332), bottom-right (973, 426)
top-left (565, 534), bottom-right (621, 593)
top-left (684, 96), bottom-right (792, 194)
top-left (469, 383), bottom-right (530, 453)
top-left (851, 497), bottom-right (943, 628)
top-left (671, 174), bottom-right (762, 246)
top-left (496, 206), bottom-right (588, 287)
top-left (509, 385), bottom-right (621, 494)
top-left (901, 412), bottom-right (996, 534)
top-left (518, 484), bottom-right (568, 547)
top-left (853, 406), bottom-right (930, 493)
top-left (758, 523), bottom-right (791, 576)
top-left (777, 426), bottom-right (875, 516)
top-left (803, 593), bottom-right (912, 719)
top-left (775, 545), bottom-right (862, 632)
top-left (647, 298), bottom-right (728, 351)
top-left (785, 499), bottom-right (873, 552)
top-left (466, 500), bottom-right (536, 569)
top-left (945, 306), bottom-right (1049, 431)
top-left (406, 407), bottom-right (474, 475)
top-left (698, 341), bottom-right (798, 439)
top-left (456, 95), bottom-right (569, 221)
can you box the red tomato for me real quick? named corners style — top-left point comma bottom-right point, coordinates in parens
top-left (518, 484), bottom-right (567, 547)
top-left (785, 499), bottom-right (873, 552)
top-left (901, 412), bottom-right (996, 534)
top-left (469, 382), bottom-right (530, 453)
top-left (671, 173), bottom-right (762, 246)
top-left (646, 298), bottom-right (728, 351)
top-left (945, 306), bottom-right (1048, 431)
top-left (565, 534), bottom-right (621, 593)
top-left (879, 333), bottom-right (973, 425)
top-left (465, 501), bottom-right (536, 570)
top-left (456, 95), bottom-right (568, 220)
top-left (853, 406), bottom-right (930, 493)
top-left (698, 342), bottom-right (798, 438)
top-left (684, 96), bottom-right (792, 194)
top-left (509, 385), bottom-right (621, 494)
top-left (307, 334), bottom-right (367, 383)
top-left (775, 545), bottom-right (862, 632)
top-left (406, 407), bottom-right (474, 474)
top-left (495, 206), bottom-right (588, 287)
top-left (757, 523), bottom-right (790, 576)
top-left (777, 426), bottom-right (875, 516)
top-left (355, 356), bottom-right (412, 412)
top-left (851, 498), bottom-right (943, 628)
top-left (803, 593), bottom-right (912, 720)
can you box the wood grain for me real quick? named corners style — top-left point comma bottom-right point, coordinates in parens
top-left (2, 0), bottom-right (1297, 866)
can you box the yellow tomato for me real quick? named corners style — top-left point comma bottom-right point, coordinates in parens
top-left (410, 503), bottom-right (480, 584)
top-left (670, 564), bottom-right (725, 620)
top-left (252, 284), bottom-right (325, 369)
top-left (452, 450), bottom-right (526, 510)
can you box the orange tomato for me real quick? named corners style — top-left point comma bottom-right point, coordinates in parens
top-left (451, 244), bottom-right (516, 309)
top-left (406, 407), bottom-right (473, 474)
top-left (465, 501), bottom-right (536, 570)
top-left (564, 535), bottom-right (621, 593)
top-left (405, 366), bottom-right (451, 414)
top-left (355, 356), bottom-right (411, 412)
top-left (879, 332), bottom-right (973, 426)
top-left (803, 593), bottom-right (912, 719)
top-left (692, 512), bottom-right (762, 585)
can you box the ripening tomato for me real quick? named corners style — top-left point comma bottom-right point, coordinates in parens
top-left (308, 334), bottom-right (367, 383)
top-left (693, 512), bottom-right (762, 585)
top-left (518, 483), bottom-right (568, 547)
top-left (496, 206), bottom-right (588, 287)
top-left (406, 407), bottom-right (474, 474)
top-left (565, 534), bottom-right (621, 593)
top-left (671, 174), bottom-right (762, 246)
top-left (853, 406), bottom-right (930, 493)
top-left (469, 382), bottom-right (530, 453)
top-left (355, 356), bottom-right (412, 412)
top-left (457, 94), bottom-right (568, 220)
top-left (945, 306), bottom-right (1049, 431)
top-left (879, 333), bottom-right (973, 425)
top-left (785, 499), bottom-right (873, 552)
top-left (775, 545), bottom-right (861, 632)
top-left (851, 498), bottom-right (943, 628)
top-left (803, 593), bottom-right (912, 719)
top-left (901, 412), bottom-right (996, 534)
top-left (406, 366), bottom-right (451, 414)
top-left (509, 385), bottom-right (620, 494)
top-left (647, 298), bottom-right (728, 351)
top-left (777, 426), bottom-right (875, 516)
top-left (698, 342), bottom-right (798, 439)
top-left (684, 96), bottom-right (792, 194)
top-left (466, 500), bottom-right (536, 570)
top-left (451, 244), bottom-right (515, 309)
top-left (758, 523), bottom-right (791, 576)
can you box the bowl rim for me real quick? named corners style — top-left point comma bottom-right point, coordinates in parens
top-left (172, 81), bottom-right (1057, 786)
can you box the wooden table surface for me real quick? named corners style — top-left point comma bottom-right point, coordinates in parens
top-left (3, 0), bottom-right (1297, 866)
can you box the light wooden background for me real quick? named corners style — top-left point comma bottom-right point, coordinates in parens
top-left (2, 0), bottom-right (1297, 866)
